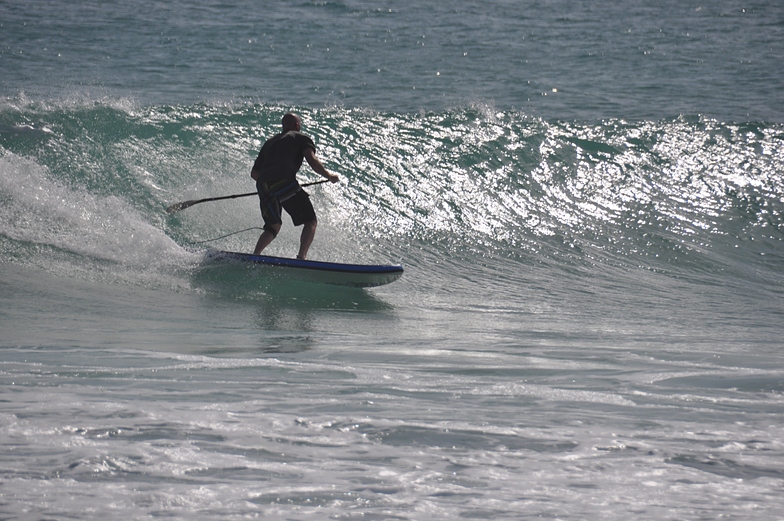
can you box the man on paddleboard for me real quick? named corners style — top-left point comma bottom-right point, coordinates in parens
top-left (251, 113), bottom-right (339, 259)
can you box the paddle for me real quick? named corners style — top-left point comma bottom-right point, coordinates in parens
top-left (165, 179), bottom-right (330, 214)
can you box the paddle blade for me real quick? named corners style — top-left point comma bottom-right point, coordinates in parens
top-left (166, 199), bottom-right (199, 213)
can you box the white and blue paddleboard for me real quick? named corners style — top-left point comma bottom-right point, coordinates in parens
top-left (203, 250), bottom-right (404, 288)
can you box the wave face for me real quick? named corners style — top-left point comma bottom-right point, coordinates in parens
top-left (1, 101), bottom-right (782, 309)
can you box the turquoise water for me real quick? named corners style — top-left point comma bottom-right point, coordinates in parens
top-left (2, 1), bottom-right (784, 520)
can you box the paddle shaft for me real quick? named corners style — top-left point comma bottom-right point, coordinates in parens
top-left (166, 179), bottom-right (330, 213)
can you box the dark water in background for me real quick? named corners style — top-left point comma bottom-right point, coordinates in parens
top-left (1, 1), bottom-right (784, 519)
top-left (2, 0), bottom-right (783, 121)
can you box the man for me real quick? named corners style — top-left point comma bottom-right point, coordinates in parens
top-left (250, 113), bottom-right (339, 259)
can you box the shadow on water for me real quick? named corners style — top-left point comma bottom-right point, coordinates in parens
top-left (185, 261), bottom-right (399, 356)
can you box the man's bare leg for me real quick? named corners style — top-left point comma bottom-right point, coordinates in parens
top-left (297, 220), bottom-right (317, 260)
top-left (253, 224), bottom-right (281, 255)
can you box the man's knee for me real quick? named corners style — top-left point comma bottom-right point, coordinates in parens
top-left (263, 223), bottom-right (282, 237)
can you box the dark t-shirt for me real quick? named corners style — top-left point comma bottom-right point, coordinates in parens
top-left (253, 131), bottom-right (316, 186)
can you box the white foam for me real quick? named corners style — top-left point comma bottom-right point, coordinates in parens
top-left (0, 153), bottom-right (199, 287)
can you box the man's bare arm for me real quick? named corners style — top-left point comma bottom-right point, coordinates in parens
top-left (304, 148), bottom-right (339, 182)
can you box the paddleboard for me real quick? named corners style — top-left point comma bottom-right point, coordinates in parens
top-left (203, 250), bottom-right (404, 288)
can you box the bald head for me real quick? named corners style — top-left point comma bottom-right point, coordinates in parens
top-left (281, 113), bottom-right (301, 132)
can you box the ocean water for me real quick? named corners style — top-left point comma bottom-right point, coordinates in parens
top-left (1, 1), bottom-right (784, 520)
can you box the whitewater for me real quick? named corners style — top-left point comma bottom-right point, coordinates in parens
top-left (2, 1), bottom-right (784, 520)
